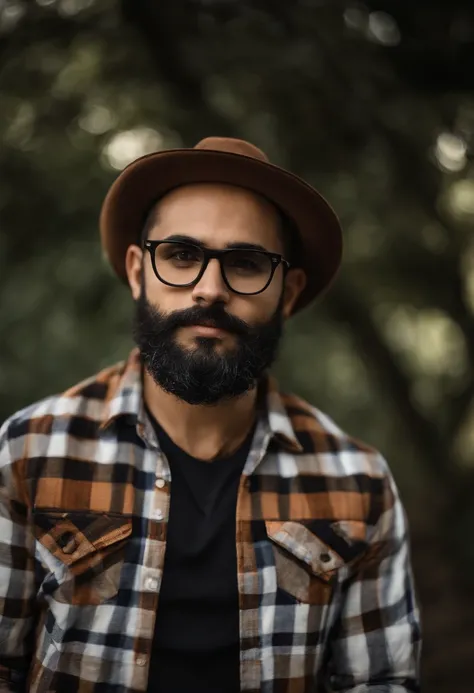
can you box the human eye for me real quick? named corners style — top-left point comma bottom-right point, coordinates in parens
top-left (163, 244), bottom-right (201, 264)
top-left (227, 250), bottom-right (268, 274)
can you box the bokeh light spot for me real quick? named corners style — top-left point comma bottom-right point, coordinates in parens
top-left (102, 127), bottom-right (164, 170)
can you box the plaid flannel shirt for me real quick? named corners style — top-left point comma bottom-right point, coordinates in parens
top-left (0, 349), bottom-right (421, 693)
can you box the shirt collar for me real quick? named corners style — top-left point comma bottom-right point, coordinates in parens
top-left (99, 348), bottom-right (144, 430)
top-left (262, 375), bottom-right (303, 453)
top-left (100, 349), bottom-right (303, 454)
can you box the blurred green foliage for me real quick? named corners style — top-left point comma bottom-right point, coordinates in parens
top-left (1, 0), bottom-right (474, 688)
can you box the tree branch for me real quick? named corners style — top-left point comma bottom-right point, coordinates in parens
top-left (120, 0), bottom-right (235, 142)
top-left (325, 282), bottom-right (458, 482)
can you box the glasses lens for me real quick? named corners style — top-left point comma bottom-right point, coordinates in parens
top-left (154, 242), bottom-right (204, 286)
top-left (223, 250), bottom-right (273, 294)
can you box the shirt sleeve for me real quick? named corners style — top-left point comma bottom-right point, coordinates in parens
top-left (0, 421), bottom-right (36, 693)
top-left (326, 462), bottom-right (422, 692)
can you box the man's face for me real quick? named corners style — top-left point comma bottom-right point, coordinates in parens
top-left (126, 183), bottom-right (305, 405)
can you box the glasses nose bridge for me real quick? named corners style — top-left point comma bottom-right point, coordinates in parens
top-left (199, 248), bottom-right (227, 281)
top-left (195, 248), bottom-right (229, 292)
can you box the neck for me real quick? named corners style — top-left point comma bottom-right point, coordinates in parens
top-left (142, 369), bottom-right (259, 461)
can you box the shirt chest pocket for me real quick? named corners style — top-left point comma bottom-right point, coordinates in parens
top-left (265, 519), bottom-right (368, 604)
top-left (33, 510), bottom-right (132, 606)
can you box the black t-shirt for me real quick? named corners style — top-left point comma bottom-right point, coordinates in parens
top-left (146, 411), bottom-right (254, 693)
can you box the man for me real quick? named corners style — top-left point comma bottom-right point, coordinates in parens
top-left (0, 137), bottom-right (421, 693)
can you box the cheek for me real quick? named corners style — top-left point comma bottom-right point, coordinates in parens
top-left (230, 288), bottom-right (281, 325)
top-left (142, 270), bottom-right (184, 309)
top-left (258, 274), bottom-right (284, 310)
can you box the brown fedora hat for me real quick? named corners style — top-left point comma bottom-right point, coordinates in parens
top-left (100, 136), bottom-right (342, 313)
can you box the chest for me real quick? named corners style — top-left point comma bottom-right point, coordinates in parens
top-left (31, 446), bottom-right (368, 612)
top-left (30, 445), bottom-right (370, 692)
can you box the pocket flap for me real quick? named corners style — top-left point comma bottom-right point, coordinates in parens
top-left (33, 511), bottom-right (132, 574)
top-left (265, 520), bottom-right (345, 581)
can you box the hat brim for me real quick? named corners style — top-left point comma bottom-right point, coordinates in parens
top-left (100, 148), bottom-right (343, 313)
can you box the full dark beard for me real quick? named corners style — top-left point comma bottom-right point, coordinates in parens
top-left (132, 292), bottom-right (284, 405)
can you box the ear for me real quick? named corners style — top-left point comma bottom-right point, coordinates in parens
top-left (125, 244), bottom-right (143, 301)
top-left (282, 268), bottom-right (307, 319)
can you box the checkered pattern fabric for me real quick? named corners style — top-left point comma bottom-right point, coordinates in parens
top-left (0, 349), bottom-right (421, 692)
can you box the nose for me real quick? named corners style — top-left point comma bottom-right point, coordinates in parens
top-left (191, 257), bottom-right (230, 306)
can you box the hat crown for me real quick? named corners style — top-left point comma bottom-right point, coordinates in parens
top-left (194, 136), bottom-right (269, 163)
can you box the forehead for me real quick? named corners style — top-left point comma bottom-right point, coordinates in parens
top-left (147, 183), bottom-right (284, 251)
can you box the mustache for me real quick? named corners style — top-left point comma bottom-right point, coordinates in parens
top-left (146, 304), bottom-right (251, 336)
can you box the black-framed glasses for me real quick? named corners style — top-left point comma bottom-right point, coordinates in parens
top-left (143, 240), bottom-right (290, 295)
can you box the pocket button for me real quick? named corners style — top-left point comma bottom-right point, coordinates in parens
top-left (57, 532), bottom-right (77, 554)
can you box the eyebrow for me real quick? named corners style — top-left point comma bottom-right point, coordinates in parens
top-left (162, 234), bottom-right (271, 253)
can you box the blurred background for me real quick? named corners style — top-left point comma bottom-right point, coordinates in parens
top-left (1, 0), bottom-right (473, 689)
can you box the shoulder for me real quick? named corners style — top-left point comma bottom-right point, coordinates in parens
top-left (280, 390), bottom-right (389, 478)
top-left (276, 392), bottom-right (401, 535)
top-left (0, 359), bottom-right (128, 465)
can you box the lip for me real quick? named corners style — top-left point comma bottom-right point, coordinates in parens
top-left (189, 324), bottom-right (229, 337)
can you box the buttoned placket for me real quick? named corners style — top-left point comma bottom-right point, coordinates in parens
top-left (131, 415), bottom-right (172, 685)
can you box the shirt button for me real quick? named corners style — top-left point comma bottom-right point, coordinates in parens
top-left (155, 478), bottom-right (165, 489)
top-left (152, 509), bottom-right (163, 520)
top-left (136, 656), bottom-right (147, 667)
top-left (145, 577), bottom-right (159, 591)
top-left (58, 532), bottom-right (77, 554)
